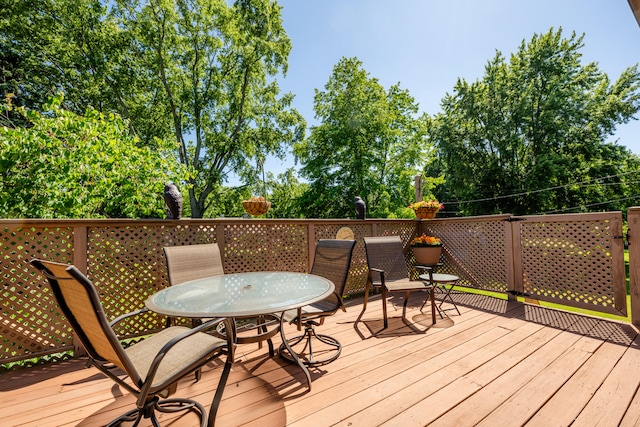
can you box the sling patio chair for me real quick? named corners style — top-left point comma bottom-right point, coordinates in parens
top-left (363, 235), bottom-right (437, 329)
top-left (30, 258), bottom-right (234, 427)
top-left (163, 243), bottom-right (280, 355)
top-left (279, 239), bottom-right (356, 366)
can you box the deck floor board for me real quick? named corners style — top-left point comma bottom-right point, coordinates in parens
top-left (2, 291), bottom-right (638, 427)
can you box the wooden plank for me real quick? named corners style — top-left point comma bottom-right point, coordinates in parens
top-left (620, 382), bottom-right (640, 427)
top-left (295, 323), bottom-right (511, 427)
top-left (526, 340), bottom-right (628, 426)
top-left (285, 301), bottom-right (526, 425)
top-left (571, 335), bottom-right (640, 426)
top-left (338, 319), bottom-right (544, 427)
top-left (376, 322), bottom-right (561, 427)
top-left (429, 328), bottom-right (587, 426)
top-left (476, 335), bottom-right (605, 426)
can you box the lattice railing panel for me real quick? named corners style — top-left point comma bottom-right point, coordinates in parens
top-left (89, 225), bottom-right (169, 337)
top-left (161, 223), bottom-right (218, 247)
top-left (1, 225), bottom-right (75, 365)
top-left (0, 215), bottom-right (630, 368)
top-left (422, 217), bottom-right (511, 292)
top-left (519, 214), bottom-right (624, 315)
top-left (87, 223), bottom-right (218, 336)
top-left (376, 222), bottom-right (419, 247)
top-left (223, 222), bottom-right (308, 274)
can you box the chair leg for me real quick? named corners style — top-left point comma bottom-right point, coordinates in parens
top-left (257, 316), bottom-right (276, 357)
top-left (207, 356), bottom-right (233, 427)
top-left (402, 290), bottom-right (410, 321)
top-left (105, 408), bottom-right (143, 427)
top-left (359, 282), bottom-right (371, 324)
top-left (106, 396), bottom-right (207, 427)
top-left (381, 287), bottom-right (389, 329)
top-left (362, 282), bottom-right (371, 311)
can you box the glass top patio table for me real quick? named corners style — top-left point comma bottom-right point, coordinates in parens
top-left (146, 271), bottom-right (335, 391)
top-left (146, 271), bottom-right (335, 318)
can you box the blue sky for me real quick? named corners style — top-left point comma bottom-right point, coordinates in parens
top-left (261, 0), bottom-right (640, 178)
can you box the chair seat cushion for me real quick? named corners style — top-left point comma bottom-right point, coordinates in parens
top-left (380, 278), bottom-right (433, 292)
top-left (126, 326), bottom-right (227, 390)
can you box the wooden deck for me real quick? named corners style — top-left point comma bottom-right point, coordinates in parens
top-left (3, 290), bottom-right (640, 427)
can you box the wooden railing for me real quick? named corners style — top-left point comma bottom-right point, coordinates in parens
top-left (0, 211), bottom-right (634, 368)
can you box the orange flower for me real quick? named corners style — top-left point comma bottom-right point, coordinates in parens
top-left (410, 234), bottom-right (442, 247)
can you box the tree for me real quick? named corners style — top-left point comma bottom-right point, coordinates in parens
top-left (431, 28), bottom-right (640, 216)
top-left (295, 57), bottom-right (431, 218)
top-left (1, 0), bottom-right (305, 218)
top-left (0, 94), bottom-right (185, 218)
top-left (0, 0), bottom-right (163, 139)
top-left (263, 168), bottom-right (308, 218)
top-left (109, 0), bottom-right (307, 217)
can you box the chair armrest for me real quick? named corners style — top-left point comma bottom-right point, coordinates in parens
top-left (369, 267), bottom-right (386, 287)
top-left (414, 263), bottom-right (443, 281)
top-left (109, 307), bottom-right (150, 328)
top-left (294, 307), bottom-right (303, 330)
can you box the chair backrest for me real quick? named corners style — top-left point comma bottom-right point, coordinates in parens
top-left (363, 236), bottom-right (410, 281)
top-left (164, 243), bottom-right (224, 285)
top-left (310, 239), bottom-right (356, 301)
top-left (29, 259), bottom-right (141, 383)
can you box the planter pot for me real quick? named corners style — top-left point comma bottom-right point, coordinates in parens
top-left (412, 245), bottom-right (443, 265)
top-left (414, 207), bottom-right (439, 219)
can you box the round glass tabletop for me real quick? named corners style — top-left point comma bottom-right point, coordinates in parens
top-left (146, 271), bottom-right (335, 318)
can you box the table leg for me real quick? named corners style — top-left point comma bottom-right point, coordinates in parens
top-left (438, 283), bottom-right (461, 315)
top-left (278, 313), bottom-right (312, 390)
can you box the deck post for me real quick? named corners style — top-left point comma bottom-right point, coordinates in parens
top-left (628, 207), bottom-right (640, 327)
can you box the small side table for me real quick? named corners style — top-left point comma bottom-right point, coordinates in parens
top-left (419, 272), bottom-right (461, 316)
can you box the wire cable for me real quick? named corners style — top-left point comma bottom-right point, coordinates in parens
top-left (443, 170), bottom-right (640, 207)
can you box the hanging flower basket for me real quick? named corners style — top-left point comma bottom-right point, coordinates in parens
top-left (414, 207), bottom-right (439, 219)
top-left (242, 197), bottom-right (271, 216)
top-left (409, 200), bottom-right (443, 219)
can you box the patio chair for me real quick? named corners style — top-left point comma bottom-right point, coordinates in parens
top-left (29, 259), bottom-right (234, 427)
top-left (279, 239), bottom-right (356, 366)
top-left (363, 236), bottom-right (436, 329)
top-left (164, 243), bottom-right (279, 355)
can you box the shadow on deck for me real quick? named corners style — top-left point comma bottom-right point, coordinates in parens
top-left (2, 291), bottom-right (640, 426)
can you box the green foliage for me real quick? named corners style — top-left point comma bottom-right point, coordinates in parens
top-left (431, 28), bottom-right (640, 216)
top-left (0, 0), bottom-right (165, 141)
top-left (202, 184), bottom-right (253, 218)
top-left (295, 57), bottom-right (433, 218)
top-left (1, 0), bottom-right (305, 218)
top-left (111, 0), bottom-right (305, 217)
top-left (0, 94), bottom-right (185, 218)
top-left (263, 168), bottom-right (308, 218)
